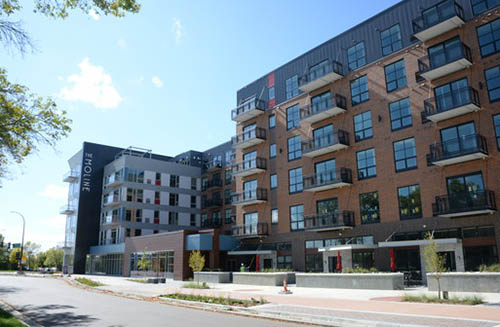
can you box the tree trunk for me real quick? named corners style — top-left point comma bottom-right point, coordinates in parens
top-left (437, 278), bottom-right (441, 300)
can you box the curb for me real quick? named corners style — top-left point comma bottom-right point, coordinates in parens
top-left (0, 299), bottom-right (44, 327)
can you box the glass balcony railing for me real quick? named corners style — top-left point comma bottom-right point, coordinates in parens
top-left (298, 60), bottom-right (344, 92)
top-left (201, 179), bottom-right (222, 191)
top-left (412, 0), bottom-right (465, 42)
top-left (304, 211), bottom-right (355, 231)
top-left (417, 41), bottom-right (472, 80)
top-left (231, 98), bottom-right (267, 122)
top-left (427, 134), bottom-right (488, 166)
top-left (101, 215), bottom-right (121, 226)
top-left (59, 204), bottom-right (76, 215)
top-left (423, 87), bottom-right (480, 122)
top-left (231, 188), bottom-right (268, 206)
top-left (205, 160), bottom-right (223, 171)
top-left (302, 130), bottom-right (349, 157)
top-left (201, 198), bottom-right (223, 209)
top-left (62, 170), bottom-right (79, 183)
top-left (231, 127), bottom-right (267, 149)
top-left (232, 223), bottom-right (268, 238)
top-left (103, 194), bottom-right (121, 206)
top-left (303, 168), bottom-right (352, 191)
top-left (200, 218), bottom-right (222, 229)
top-left (432, 190), bottom-right (496, 217)
top-left (300, 94), bottom-right (347, 123)
top-left (231, 157), bottom-right (267, 177)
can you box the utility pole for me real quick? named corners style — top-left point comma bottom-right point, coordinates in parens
top-left (11, 211), bottom-right (25, 273)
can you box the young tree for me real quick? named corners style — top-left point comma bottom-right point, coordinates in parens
top-left (44, 247), bottom-right (64, 270)
top-left (23, 241), bottom-right (41, 270)
top-left (9, 247), bottom-right (21, 266)
top-left (37, 250), bottom-right (47, 268)
top-left (136, 250), bottom-right (151, 272)
top-left (423, 232), bottom-right (447, 299)
top-left (188, 250), bottom-right (205, 285)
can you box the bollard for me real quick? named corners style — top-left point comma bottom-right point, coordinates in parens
top-left (279, 277), bottom-right (292, 294)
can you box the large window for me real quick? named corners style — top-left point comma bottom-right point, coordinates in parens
top-left (286, 75), bottom-right (299, 99)
top-left (389, 98), bottom-right (412, 131)
top-left (428, 37), bottom-right (463, 69)
top-left (225, 169), bottom-right (232, 185)
top-left (477, 18), bottom-right (500, 57)
top-left (270, 174), bottom-right (278, 189)
top-left (311, 91), bottom-right (332, 113)
top-left (270, 143), bottom-right (276, 158)
top-left (313, 124), bottom-right (333, 148)
top-left (347, 42), bottom-right (366, 71)
top-left (169, 193), bottom-right (178, 206)
top-left (290, 204), bottom-right (304, 230)
top-left (315, 159), bottom-right (336, 184)
top-left (271, 208), bottom-right (278, 224)
top-left (354, 111), bottom-right (373, 141)
top-left (306, 254), bottom-right (324, 272)
top-left (352, 252), bottom-right (374, 269)
top-left (485, 66), bottom-right (500, 102)
top-left (494, 114), bottom-right (500, 149)
top-left (471, 0), bottom-right (500, 15)
top-left (269, 114), bottom-right (276, 129)
top-left (168, 212), bottom-right (178, 225)
top-left (384, 59), bottom-right (406, 92)
top-left (224, 189), bottom-right (232, 204)
top-left (351, 75), bottom-right (369, 106)
top-left (359, 191), bottom-right (380, 224)
top-left (440, 122), bottom-right (477, 155)
top-left (447, 172), bottom-right (485, 200)
top-left (287, 135), bottom-right (302, 161)
top-left (286, 104), bottom-right (300, 130)
top-left (277, 255), bottom-right (293, 270)
top-left (434, 78), bottom-right (469, 111)
top-left (393, 138), bottom-right (417, 172)
top-left (357, 148), bottom-right (376, 180)
top-left (170, 174), bottom-right (179, 188)
top-left (225, 209), bottom-right (233, 224)
top-left (398, 185), bottom-right (422, 220)
top-left (289, 167), bottom-right (303, 194)
top-left (317, 198), bottom-right (338, 216)
top-left (380, 24), bottom-right (402, 56)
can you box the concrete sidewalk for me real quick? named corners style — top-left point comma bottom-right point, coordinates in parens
top-left (72, 275), bottom-right (500, 327)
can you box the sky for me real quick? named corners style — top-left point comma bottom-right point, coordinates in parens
top-left (0, 0), bottom-right (401, 250)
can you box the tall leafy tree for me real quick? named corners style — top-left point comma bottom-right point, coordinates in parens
top-left (43, 247), bottom-right (63, 270)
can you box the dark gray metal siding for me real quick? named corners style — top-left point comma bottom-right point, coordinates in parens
top-left (236, 0), bottom-right (477, 106)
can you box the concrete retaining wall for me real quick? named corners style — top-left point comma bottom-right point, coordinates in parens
top-left (427, 273), bottom-right (500, 293)
top-left (232, 272), bottom-right (295, 286)
top-left (296, 273), bottom-right (404, 290)
top-left (194, 272), bottom-right (232, 284)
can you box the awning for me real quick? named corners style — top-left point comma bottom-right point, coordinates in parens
top-left (378, 238), bottom-right (461, 248)
top-left (227, 250), bottom-right (276, 255)
top-left (318, 244), bottom-right (377, 252)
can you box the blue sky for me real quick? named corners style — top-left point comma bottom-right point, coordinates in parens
top-left (0, 0), bottom-right (400, 249)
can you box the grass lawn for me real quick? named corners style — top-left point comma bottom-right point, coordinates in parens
top-left (160, 293), bottom-right (266, 307)
top-left (126, 278), bottom-right (148, 284)
top-left (75, 278), bottom-right (105, 287)
top-left (0, 307), bottom-right (25, 327)
top-left (182, 282), bottom-right (210, 289)
top-left (403, 294), bottom-right (484, 305)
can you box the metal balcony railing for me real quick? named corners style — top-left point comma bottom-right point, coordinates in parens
top-left (418, 41), bottom-right (471, 78)
top-left (427, 134), bottom-right (488, 164)
top-left (231, 157), bottom-right (267, 176)
top-left (302, 130), bottom-right (349, 155)
top-left (200, 218), bottom-right (222, 228)
top-left (423, 87), bottom-right (480, 120)
top-left (231, 188), bottom-right (268, 205)
top-left (59, 204), bottom-right (76, 215)
top-left (432, 190), bottom-right (496, 217)
top-left (231, 127), bottom-right (267, 148)
top-left (62, 170), bottom-right (79, 183)
top-left (304, 211), bottom-right (355, 231)
top-left (205, 160), bottom-right (223, 171)
top-left (201, 179), bottom-right (223, 191)
top-left (412, 0), bottom-right (464, 35)
top-left (298, 60), bottom-right (344, 89)
top-left (232, 223), bottom-right (269, 238)
top-left (101, 215), bottom-right (121, 226)
top-left (300, 94), bottom-right (347, 122)
top-left (303, 168), bottom-right (352, 191)
top-left (201, 198), bottom-right (223, 209)
top-left (231, 98), bottom-right (267, 122)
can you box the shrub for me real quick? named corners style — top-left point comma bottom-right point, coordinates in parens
top-left (344, 267), bottom-right (378, 273)
top-left (182, 282), bottom-right (210, 289)
top-left (402, 294), bottom-right (483, 305)
top-left (75, 278), bottom-right (104, 287)
top-left (478, 264), bottom-right (500, 272)
top-left (160, 293), bottom-right (267, 307)
top-left (261, 268), bottom-right (294, 272)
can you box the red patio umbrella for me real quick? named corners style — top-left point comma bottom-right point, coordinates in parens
top-left (390, 248), bottom-right (397, 271)
top-left (336, 251), bottom-right (342, 271)
top-left (256, 255), bottom-right (260, 272)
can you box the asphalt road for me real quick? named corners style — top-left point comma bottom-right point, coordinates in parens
top-left (0, 276), bottom-right (304, 327)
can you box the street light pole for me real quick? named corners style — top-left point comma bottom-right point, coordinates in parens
top-left (11, 211), bottom-right (25, 273)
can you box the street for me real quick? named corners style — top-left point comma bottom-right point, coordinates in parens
top-left (0, 276), bottom-right (304, 327)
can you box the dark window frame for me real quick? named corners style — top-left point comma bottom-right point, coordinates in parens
top-left (270, 173), bottom-right (278, 189)
top-left (290, 204), bottom-right (304, 231)
top-left (354, 111), bottom-right (373, 142)
top-left (471, 0), bottom-right (500, 15)
top-left (286, 104), bottom-right (300, 130)
top-left (485, 65), bottom-right (500, 103)
top-left (476, 18), bottom-right (500, 58)
top-left (393, 137), bottom-right (418, 173)
top-left (287, 135), bottom-right (302, 161)
top-left (493, 113), bottom-right (500, 150)
top-left (380, 24), bottom-right (402, 56)
top-left (384, 59), bottom-right (407, 92)
top-left (285, 75), bottom-right (300, 100)
top-left (288, 167), bottom-right (303, 194)
top-left (350, 75), bottom-right (369, 106)
top-left (357, 148), bottom-right (377, 180)
top-left (347, 41), bottom-right (366, 71)
top-left (389, 98), bottom-right (412, 131)
top-left (397, 184), bottom-right (423, 220)
top-left (359, 191), bottom-right (380, 224)
top-left (269, 114), bottom-right (276, 129)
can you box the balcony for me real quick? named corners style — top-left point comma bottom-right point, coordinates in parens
top-left (232, 223), bottom-right (269, 239)
top-left (300, 94), bottom-right (347, 124)
top-left (302, 130), bottom-right (349, 158)
top-left (103, 194), bottom-right (121, 207)
top-left (412, 0), bottom-right (465, 42)
top-left (231, 157), bottom-right (267, 177)
top-left (231, 97), bottom-right (267, 123)
top-left (432, 190), bottom-right (496, 217)
top-left (303, 168), bottom-right (352, 192)
top-left (200, 218), bottom-right (222, 229)
top-left (231, 127), bottom-right (266, 150)
top-left (423, 87), bottom-right (481, 122)
top-left (427, 134), bottom-right (488, 166)
top-left (304, 211), bottom-right (355, 232)
top-left (417, 42), bottom-right (472, 81)
top-left (231, 188), bottom-right (268, 206)
top-left (62, 170), bottom-right (79, 183)
top-left (59, 204), bottom-right (76, 215)
top-left (298, 60), bottom-right (344, 93)
top-left (201, 198), bottom-right (223, 209)
top-left (101, 215), bottom-right (121, 226)
top-left (206, 160), bottom-right (223, 171)
top-left (105, 175), bottom-right (123, 187)
top-left (201, 179), bottom-right (222, 191)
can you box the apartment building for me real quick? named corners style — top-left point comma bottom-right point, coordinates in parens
top-left (229, 0), bottom-right (500, 283)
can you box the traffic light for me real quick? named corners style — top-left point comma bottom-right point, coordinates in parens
top-left (16, 252), bottom-right (21, 260)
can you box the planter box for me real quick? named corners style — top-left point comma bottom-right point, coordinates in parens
top-left (232, 272), bottom-right (295, 286)
top-left (296, 273), bottom-right (404, 290)
top-left (427, 272), bottom-right (500, 293)
top-left (194, 272), bottom-right (232, 284)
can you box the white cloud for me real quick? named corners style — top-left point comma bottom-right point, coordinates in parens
top-left (152, 76), bottom-right (163, 88)
top-left (59, 58), bottom-right (122, 110)
top-left (117, 38), bottom-right (127, 48)
top-left (40, 215), bottom-right (67, 228)
top-left (172, 17), bottom-right (183, 44)
top-left (40, 184), bottom-right (67, 200)
top-left (89, 9), bottom-right (100, 21)
top-left (57, 76), bottom-right (63, 81)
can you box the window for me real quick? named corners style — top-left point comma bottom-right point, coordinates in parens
top-left (286, 104), bottom-right (300, 129)
top-left (168, 212), bottom-right (178, 225)
top-left (447, 173), bottom-right (485, 208)
top-left (359, 191), bottom-right (380, 224)
top-left (477, 18), bottom-right (500, 57)
top-left (398, 184), bottom-right (422, 220)
top-left (287, 135), bottom-right (302, 161)
top-left (471, 0), bottom-right (500, 15)
top-left (313, 124), bottom-right (333, 148)
top-left (224, 189), bottom-right (232, 204)
top-left (277, 255), bottom-right (292, 270)
top-left (306, 254), bottom-right (323, 272)
top-left (135, 209), bottom-right (142, 222)
top-left (191, 177), bottom-right (197, 190)
top-left (357, 148), bottom-right (376, 180)
top-left (225, 150), bottom-right (234, 165)
top-left (309, 60), bottom-right (328, 80)
top-left (494, 114), bottom-right (500, 149)
top-left (269, 144), bottom-right (276, 158)
top-left (190, 195), bottom-right (197, 208)
top-left (380, 24), bottom-right (402, 56)
top-left (315, 159), bottom-right (336, 184)
top-left (225, 169), bottom-right (232, 185)
top-left (190, 214), bottom-right (196, 226)
top-left (271, 208), bottom-right (278, 224)
top-left (169, 193), bottom-right (178, 206)
top-left (393, 138), bottom-right (417, 172)
top-left (169, 175), bottom-right (179, 188)
top-left (352, 252), bottom-right (374, 269)
top-left (347, 42), bottom-right (366, 71)
top-left (155, 172), bottom-right (161, 185)
top-left (134, 229), bottom-right (141, 237)
top-left (126, 228), bottom-right (131, 237)
top-left (212, 211), bottom-right (221, 224)
top-left (224, 209), bottom-right (233, 224)
top-left (351, 75), bottom-right (369, 106)
top-left (311, 91), bottom-right (332, 114)
top-left (288, 167), bottom-right (303, 194)
top-left (354, 111), bottom-right (372, 141)
top-left (485, 66), bottom-right (500, 102)
top-left (269, 114), bottom-right (276, 129)
top-left (428, 37), bottom-right (462, 68)
top-left (290, 204), bottom-right (304, 230)
top-left (317, 198), bottom-right (338, 217)
top-left (440, 122), bottom-right (477, 155)
top-left (389, 98), bottom-right (412, 131)
top-left (384, 59), bottom-right (406, 92)
top-left (270, 174), bottom-right (277, 189)
top-left (268, 86), bottom-right (275, 100)
top-left (286, 75), bottom-right (299, 99)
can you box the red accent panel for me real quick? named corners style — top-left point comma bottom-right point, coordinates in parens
top-left (154, 199), bottom-right (160, 205)
top-left (269, 98), bottom-right (275, 108)
top-left (267, 72), bottom-right (274, 87)
top-left (256, 255), bottom-right (260, 271)
top-left (154, 218), bottom-right (159, 224)
top-left (155, 180), bottom-right (161, 186)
